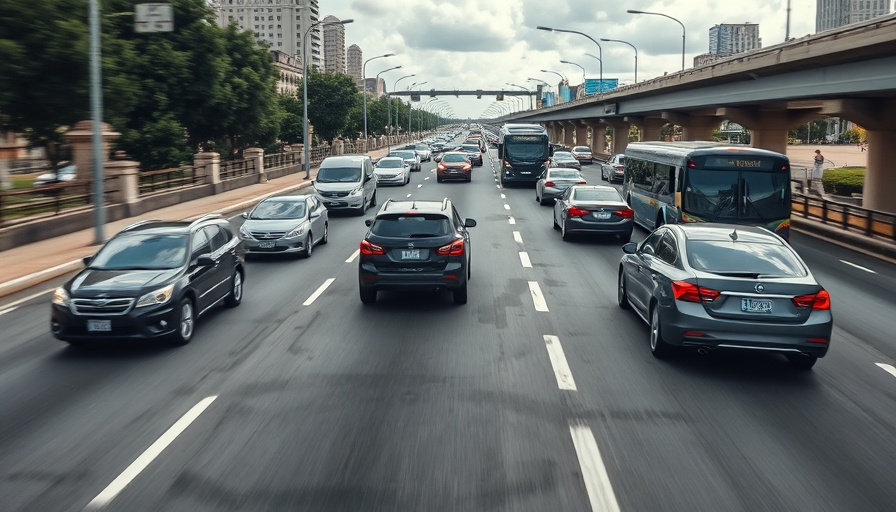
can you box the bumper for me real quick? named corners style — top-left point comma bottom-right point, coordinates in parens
top-left (660, 301), bottom-right (832, 358)
top-left (359, 263), bottom-right (466, 290)
top-left (375, 175), bottom-right (405, 186)
top-left (564, 216), bottom-right (633, 235)
top-left (501, 171), bottom-right (542, 184)
top-left (541, 187), bottom-right (570, 201)
top-left (576, 157), bottom-right (593, 164)
top-left (316, 194), bottom-right (364, 210)
top-left (243, 237), bottom-right (306, 254)
top-left (611, 171), bottom-right (624, 182)
top-left (437, 168), bottom-right (471, 181)
top-left (51, 302), bottom-right (179, 341)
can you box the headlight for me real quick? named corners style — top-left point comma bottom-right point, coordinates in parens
top-left (136, 284), bottom-right (175, 308)
top-left (349, 186), bottom-right (363, 196)
top-left (53, 287), bottom-right (70, 306)
top-left (285, 225), bottom-right (305, 238)
top-left (238, 225), bottom-right (254, 240)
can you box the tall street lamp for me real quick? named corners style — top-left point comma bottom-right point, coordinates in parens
top-left (627, 10), bottom-right (685, 72)
top-left (560, 60), bottom-right (586, 86)
top-left (537, 26), bottom-right (603, 94)
top-left (304, 17), bottom-right (353, 178)
top-left (375, 65), bottom-right (401, 149)
top-left (362, 53), bottom-right (395, 153)
top-left (389, 74), bottom-right (415, 151)
top-left (406, 82), bottom-right (428, 137)
top-left (506, 83), bottom-right (532, 110)
top-left (601, 38), bottom-right (638, 83)
top-left (540, 69), bottom-right (567, 84)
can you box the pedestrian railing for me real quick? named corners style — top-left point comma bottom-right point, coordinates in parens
top-left (0, 179), bottom-right (106, 226)
top-left (308, 144), bottom-right (331, 166)
top-left (792, 193), bottom-right (896, 242)
top-left (138, 165), bottom-right (204, 195)
top-left (263, 151), bottom-right (298, 171)
top-left (219, 158), bottom-right (255, 180)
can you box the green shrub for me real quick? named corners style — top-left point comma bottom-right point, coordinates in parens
top-left (822, 167), bottom-right (864, 196)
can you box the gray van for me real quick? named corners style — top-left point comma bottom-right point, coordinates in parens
top-left (312, 155), bottom-right (378, 215)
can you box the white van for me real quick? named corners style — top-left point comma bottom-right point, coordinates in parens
top-left (312, 155), bottom-right (378, 215)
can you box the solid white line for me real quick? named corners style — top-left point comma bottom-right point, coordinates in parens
top-left (519, 252), bottom-right (532, 268)
top-left (0, 287), bottom-right (56, 316)
top-left (504, 204), bottom-right (511, 210)
top-left (840, 260), bottom-right (876, 273)
top-left (513, 231), bottom-right (523, 244)
top-left (528, 281), bottom-right (549, 312)
top-left (1, 259), bottom-right (82, 288)
top-left (508, 216), bottom-right (516, 225)
top-left (544, 335), bottom-right (577, 390)
top-left (569, 423), bottom-right (622, 512)
top-left (345, 249), bottom-right (360, 263)
top-left (876, 363), bottom-right (896, 379)
top-left (303, 278), bottom-right (335, 306)
top-left (85, 396), bottom-right (218, 510)
top-left (501, 194), bottom-right (506, 199)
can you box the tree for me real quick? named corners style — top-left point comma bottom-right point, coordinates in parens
top-left (305, 70), bottom-right (359, 144)
top-left (277, 94), bottom-right (304, 144)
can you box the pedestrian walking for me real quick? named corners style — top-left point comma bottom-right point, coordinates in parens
top-left (810, 149), bottom-right (825, 196)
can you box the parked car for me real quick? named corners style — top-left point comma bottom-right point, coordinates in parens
top-left (550, 151), bottom-right (582, 171)
top-left (312, 155), bottom-right (378, 215)
top-left (33, 164), bottom-right (77, 186)
top-left (238, 195), bottom-right (328, 257)
top-left (358, 198), bottom-right (476, 305)
top-left (535, 168), bottom-right (586, 205)
top-left (617, 223), bottom-right (832, 369)
top-left (600, 154), bottom-right (625, 182)
top-left (51, 214), bottom-right (245, 346)
top-left (436, 152), bottom-right (473, 182)
top-left (553, 185), bottom-right (634, 242)
top-left (389, 149), bottom-right (422, 172)
top-left (373, 156), bottom-right (411, 186)
top-left (571, 146), bottom-right (594, 164)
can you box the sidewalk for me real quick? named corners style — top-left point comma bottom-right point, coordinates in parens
top-left (0, 147), bottom-right (394, 298)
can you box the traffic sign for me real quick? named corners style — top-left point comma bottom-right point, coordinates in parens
top-left (135, 3), bottom-right (174, 33)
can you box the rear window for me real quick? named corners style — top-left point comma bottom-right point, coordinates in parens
top-left (573, 188), bottom-right (622, 201)
top-left (461, 145), bottom-right (479, 152)
top-left (686, 241), bottom-right (806, 277)
top-left (371, 214), bottom-right (452, 237)
top-left (573, 146), bottom-right (590, 152)
top-left (390, 151), bottom-right (415, 159)
top-left (548, 170), bottom-right (581, 179)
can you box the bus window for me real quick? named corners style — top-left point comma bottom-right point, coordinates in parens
top-left (741, 171), bottom-right (790, 223)
top-left (684, 169), bottom-right (739, 221)
top-left (654, 164), bottom-right (674, 198)
top-left (630, 158), bottom-right (654, 192)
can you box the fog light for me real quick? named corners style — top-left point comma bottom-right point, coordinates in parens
top-left (160, 320), bottom-right (168, 328)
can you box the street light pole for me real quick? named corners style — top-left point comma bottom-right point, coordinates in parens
top-left (537, 26), bottom-right (603, 94)
top-left (88, 0), bottom-right (104, 243)
top-left (389, 74), bottom-right (415, 152)
top-left (559, 60), bottom-right (586, 86)
top-left (304, 17), bottom-right (353, 178)
top-left (627, 10), bottom-right (685, 71)
top-left (540, 69), bottom-right (567, 84)
top-left (506, 83), bottom-right (533, 110)
top-left (600, 38), bottom-right (638, 83)
top-left (362, 53), bottom-right (394, 153)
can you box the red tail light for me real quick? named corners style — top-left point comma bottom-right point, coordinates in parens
top-left (577, 180), bottom-right (587, 184)
top-left (792, 289), bottom-right (831, 310)
top-left (437, 163), bottom-right (446, 171)
top-left (567, 206), bottom-right (590, 217)
top-left (360, 239), bottom-right (385, 255)
top-left (545, 181), bottom-right (555, 187)
top-left (612, 207), bottom-right (634, 218)
top-left (671, 281), bottom-right (720, 303)
top-left (437, 239), bottom-right (465, 256)
top-left (615, 165), bottom-right (624, 171)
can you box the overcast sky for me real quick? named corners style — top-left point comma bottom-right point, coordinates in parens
top-left (325, 0), bottom-right (823, 120)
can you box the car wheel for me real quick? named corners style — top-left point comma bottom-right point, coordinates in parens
top-left (453, 281), bottom-right (468, 305)
top-left (553, 213), bottom-right (560, 230)
top-left (320, 222), bottom-right (328, 245)
top-left (617, 269), bottom-right (630, 310)
top-left (359, 285), bottom-right (377, 304)
top-left (535, 192), bottom-right (540, 203)
top-left (224, 270), bottom-right (243, 308)
top-left (619, 231), bottom-right (632, 243)
top-left (370, 191), bottom-right (377, 208)
top-left (437, 176), bottom-right (443, 183)
top-left (171, 298), bottom-right (195, 346)
top-left (649, 305), bottom-right (674, 359)
top-left (561, 221), bottom-right (572, 241)
top-left (302, 233), bottom-right (313, 258)
top-left (786, 353), bottom-right (818, 370)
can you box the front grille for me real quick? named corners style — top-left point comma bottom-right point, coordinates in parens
top-left (71, 298), bottom-right (134, 315)
top-left (319, 191), bottom-right (349, 198)
top-left (250, 230), bottom-right (286, 240)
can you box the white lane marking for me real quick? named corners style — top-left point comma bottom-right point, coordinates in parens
top-left (513, 231), bottom-right (523, 244)
top-left (1, 259), bottom-right (81, 289)
top-left (876, 363), bottom-right (896, 379)
top-left (840, 260), bottom-right (876, 273)
top-left (424, 177), bottom-right (430, 180)
top-left (519, 252), bottom-right (532, 268)
top-left (508, 216), bottom-right (516, 225)
top-left (544, 335), bottom-right (577, 390)
top-left (501, 193), bottom-right (506, 199)
top-left (496, 185), bottom-right (501, 189)
top-left (569, 422), bottom-right (622, 512)
top-left (345, 249), bottom-right (360, 263)
top-left (504, 204), bottom-right (511, 210)
top-left (0, 287), bottom-right (56, 316)
top-left (406, 193), bottom-right (412, 198)
top-left (417, 184), bottom-right (423, 188)
top-left (303, 278), bottom-right (335, 306)
top-left (528, 281), bottom-right (549, 312)
top-left (85, 396), bottom-right (218, 510)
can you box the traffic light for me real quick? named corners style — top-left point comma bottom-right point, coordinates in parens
top-left (496, 93), bottom-right (504, 101)
top-left (476, 89), bottom-right (483, 99)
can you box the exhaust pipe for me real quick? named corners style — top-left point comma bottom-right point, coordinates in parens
top-left (697, 346), bottom-right (712, 355)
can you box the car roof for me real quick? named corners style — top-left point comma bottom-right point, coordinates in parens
top-left (378, 198), bottom-right (452, 215)
top-left (573, 146), bottom-right (590, 150)
top-left (320, 155), bottom-right (369, 167)
top-left (376, 156), bottom-right (404, 163)
top-left (671, 223), bottom-right (784, 244)
top-left (259, 195), bottom-right (309, 202)
top-left (120, 214), bottom-right (226, 236)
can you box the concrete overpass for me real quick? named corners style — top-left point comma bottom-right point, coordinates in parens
top-left (495, 14), bottom-right (896, 212)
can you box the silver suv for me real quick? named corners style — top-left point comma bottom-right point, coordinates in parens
top-left (313, 155), bottom-right (378, 215)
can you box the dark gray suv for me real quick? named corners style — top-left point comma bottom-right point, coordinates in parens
top-left (358, 199), bottom-right (476, 305)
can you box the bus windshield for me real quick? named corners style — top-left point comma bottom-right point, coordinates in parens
top-left (684, 168), bottom-right (790, 222)
top-left (505, 140), bottom-right (548, 160)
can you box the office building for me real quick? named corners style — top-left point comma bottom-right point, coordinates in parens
top-left (708, 23), bottom-right (761, 55)
top-left (347, 44), bottom-right (363, 85)
top-left (816, 0), bottom-right (889, 31)
top-left (271, 50), bottom-right (302, 95)
top-left (322, 15), bottom-right (346, 74)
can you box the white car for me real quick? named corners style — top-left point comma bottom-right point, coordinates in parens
top-left (373, 157), bottom-right (411, 186)
top-left (34, 164), bottom-right (77, 186)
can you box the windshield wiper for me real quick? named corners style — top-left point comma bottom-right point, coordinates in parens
top-left (742, 180), bottom-right (769, 222)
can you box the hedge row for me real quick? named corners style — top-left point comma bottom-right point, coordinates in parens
top-left (822, 167), bottom-right (865, 196)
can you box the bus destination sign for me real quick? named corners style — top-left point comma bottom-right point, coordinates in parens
top-left (704, 156), bottom-right (774, 171)
top-left (510, 135), bottom-right (543, 142)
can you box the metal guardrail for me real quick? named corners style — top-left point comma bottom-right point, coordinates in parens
top-left (219, 158), bottom-right (255, 180)
top-left (792, 193), bottom-right (896, 242)
top-left (308, 145), bottom-right (332, 166)
top-left (0, 179), bottom-right (114, 226)
top-left (262, 151), bottom-right (298, 171)
top-left (138, 165), bottom-right (204, 194)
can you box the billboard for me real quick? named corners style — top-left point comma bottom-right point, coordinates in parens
top-left (584, 78), bottom-right (619, 96)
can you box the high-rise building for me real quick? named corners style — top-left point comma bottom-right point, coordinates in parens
top-left (347, 44), bottom-right (363, 86)
top-left (361, 77), bottom-right (385, 98)
top-left (322, 15), bottom-right (346, 74)
top-left (708, 23), bottom-right (761, 55)
top-left (816, 0), bottom-right (889, 31)
top-left (214, 0), bottom-right (323, 69)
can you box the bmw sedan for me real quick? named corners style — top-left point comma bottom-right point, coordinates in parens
top-left (535, 168), bottom-right (586, 205)
top-left (617, 224), bottom-right (832, 369)
top-left (553, 185), bottom-right (634, 241)
top-left (239, 195), bottom-right (328, 257)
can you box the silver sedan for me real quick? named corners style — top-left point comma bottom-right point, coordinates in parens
top-left (238, 195), bottom-right (328, 258)
top-left (535, 168), bottom-right (586, 205)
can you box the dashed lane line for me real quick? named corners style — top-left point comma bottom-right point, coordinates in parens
top-left (508, 216), bottom-right (516, 225)
top-left (303, 278), bottom-right (335, 306)
top-left (544, 335), bottom-right (577, 390)
top-left (876, 363), bottom-right (896, 379)
top-left (345, 249), bottom-right (360, 263)
top-left (513, 231), bottom-right (523, 244)
top-left (417, 184), bottom-right (423, 188)
top-left (501, 193), bottom-right (506, 199)
top-left (569, 422), bottom-right (622, 512)
top-left (519, 252), bottom-right (532, 268)
top-left (85, 396), bottom-right (218, 510)
top-left (840, 260), bottom-right (876, 273)
top-left (504, 204), bottom-right (511, 210)
top-left (406, 193), bottom-right (412, 198)
top-left (528, 281), bottom-right (549, 312)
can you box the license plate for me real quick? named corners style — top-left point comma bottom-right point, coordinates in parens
top-left (741, 298), bottom-right (772, 313)
top-left (401, 249), bottom-right (421, 259)
top-left (87, 319), bottom-right (111, 332)
top-left (259, 241), bottom-right (275, 249)
top-left (520, 171), bottom-right (531, 175)
top-left (593, 212), bottom-right (611, 220)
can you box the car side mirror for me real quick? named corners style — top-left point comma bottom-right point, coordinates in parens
top-left (241, 212), bottom-right (248, 219)
top-left (364, 219), bottom-right (374, 227)
top-left (310, 211), bottom-right (321, 219)
top-left (464, 218), bottom-right (477, 228)
top-left (196, 255), bottom-right (215, 267)
top-left (622, 242), bottom-right (637, 254)
top-left (82, 255), bottom-right (93, 266)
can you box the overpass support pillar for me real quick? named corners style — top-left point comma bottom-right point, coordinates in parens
top-left (719, 108), bottom-right (819, 155)
top-left (545, 122), bottom-right (559, 143)
top-left (864, 129), bottom-right (896, 213)
top-left (574, 122), bottom-right (589, 148)
top-left (561, 121), bottom-right (576, 147)
top-left (662, 112), bottom-right (720, 141)
top-left (625, 116), bottom-right (668, 142)
top-left (602, 119), bottom-right (631, 155)
top-left (587, 122), bottom-right (607, 154)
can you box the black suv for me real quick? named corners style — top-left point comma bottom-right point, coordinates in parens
top-left (51, 214), bottom-right (246, 345)
top-left (358, 199), bottom-right (476, 305)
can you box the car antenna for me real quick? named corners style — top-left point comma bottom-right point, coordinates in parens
top-left (729, 228), bottom-right (738, 241)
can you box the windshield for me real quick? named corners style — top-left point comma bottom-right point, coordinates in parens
top-left (443, 153), bottom-right (469, 163)
top-left (414, 145), bottom-right (429, 151)
top-left (249, 199), bottom-right (306, 220)
top-left (687, 240), bottom-right (806, 277)
top-left (505, 142), bottom-right (548, 161)
top-left (574, 188), bottom-right (623, 201)
top-left (376, 159), bottom-right (404, 169)
top-left (684, 168), bottom-right (790, 222)
top-left (90, 234), bottom-right (188, 270)
top-left (316, 166), bottom-right (361, 183)
top-left (371, 214), bottom-right (451, 237)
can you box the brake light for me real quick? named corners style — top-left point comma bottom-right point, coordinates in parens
top-left (437, 163), bottom-right (446, 171)
top-left (567, 206), bottom-right (590, 217)
top-left (671, 281), bottom-right (720, 303)
top-left (545, 181), bottom-right (555, 187)
top-left (615, 165), bottom-right (624, 171)
top-left (462, 164), bottom-right (471, 171)
top-left (360, 239), bottom-right (385, 255)
top-left (612, 207), bottom-right (634, 218)
top-left (792, 289), bottom-right (831, 310)
top-left (577, 180), bottom-right (587, 184)
top-left (437, 239), bottom-right (465, 256)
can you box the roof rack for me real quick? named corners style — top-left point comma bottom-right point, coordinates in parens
top-left (188, 213), bottom-right (224, 229)
top-left (122, 219), bottom-right (160, 231)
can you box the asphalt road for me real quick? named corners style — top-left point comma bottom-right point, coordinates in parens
top-left (0, 143), bottom-right (895, 512)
